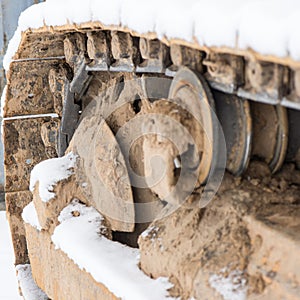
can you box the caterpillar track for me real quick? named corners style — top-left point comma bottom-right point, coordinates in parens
top-left (3, 23), bottom-right (300, 300)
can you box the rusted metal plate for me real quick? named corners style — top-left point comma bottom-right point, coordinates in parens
top-left (69, 112), bottom-right (135, 232)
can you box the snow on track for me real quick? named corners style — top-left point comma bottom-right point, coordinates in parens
top-left (209, 268), bottom-right (247, 300)
top-left (51, 200), bottom-right (174, 300)
top-left (4, 0), bottom-right (300, 70)
top-left (22, 200), bottom-right (174, 300)
top-left (22, 202), bottom-right (42, 231)
top-left (16, 265), bottom-right (48, 300)
top-left (29, 152), bottom-right (77, 203)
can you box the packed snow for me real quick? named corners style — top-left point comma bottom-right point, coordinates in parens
top-left (50, 200), bottom-right (174, 300)
top-left (22, 202), bottom-right (42, 231)
top-left (0, 212), bottom-right (22, 300)
top-left (16, 265), bottom-right (48, 300)
top-left (141, 225), bottom-right (158, 239)
top-left (209, 268), bottom-right (247, 300)
top-left (29, 152), bottom-right (77, 202)
top-left (4, 0), bottom-right (300, 71)
top-left (141, 226), bottom-right (165, 252)
top-left (1, 85), bottom-right (8, 119)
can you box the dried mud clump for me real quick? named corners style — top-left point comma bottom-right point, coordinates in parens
top-left (139, 161), bottom-right (300, 300)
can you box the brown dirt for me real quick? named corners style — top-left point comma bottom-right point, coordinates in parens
top-left (4, 60), bottom-right (63, 118)
top-left (6, 191), bottom-right (32, 265)
top-left (139, 161), bottom-right (300, 300)
top-left (3, 117), bottom-right (58, 192)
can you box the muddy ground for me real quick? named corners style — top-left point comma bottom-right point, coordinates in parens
top-left (139, 161), bottom-right (300, 299)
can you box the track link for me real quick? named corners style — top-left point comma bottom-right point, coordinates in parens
top-left (3, 27), bottom-right (300, 300)
top-left (46, 29), bottom-right (300, 173)
top-left (3, 27), bottom-right (300, 253)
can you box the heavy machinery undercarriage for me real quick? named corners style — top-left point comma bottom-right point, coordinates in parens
top-left (3, 23), bottom-right (300, 299)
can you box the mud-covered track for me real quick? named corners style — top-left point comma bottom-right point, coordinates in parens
top-left (3, 28), bottom-right (300, 251)
top-left (48, 29), bottom-right (300, 174)
top-left (3, 26), bottom-right (300, 300)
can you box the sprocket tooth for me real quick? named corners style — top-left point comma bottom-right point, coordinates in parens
top-left (110, 31), bottom-right (135, 72)
top-left (64, 33), bottom-right (86, 70)
top-left (48, 65), bottom-right (71, 117)
top-left (136, 38), bottom-right (170, 73)
top-left (166, 44), bottom-right (204, 77)
top-left (48, 66), bottom-right (80, 156)
top-left (204, 53), bottom-right (244, 94)
top-left (238, 60), bottom-right (288, 105)
top-left (282, 68), bottom-right (300, 110)
top-left (86, 31), bottom-right (110, 71)
top-left (64, 33), bottom-right (91, 95)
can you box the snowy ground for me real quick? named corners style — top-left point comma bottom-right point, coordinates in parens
top-left (0, 211), bottom-right (22, 300)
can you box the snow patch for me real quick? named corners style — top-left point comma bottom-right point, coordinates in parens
top-left (4, 0), bottom-right (300, 72)
top-left (16, 264), bottom-right (48, 300)
top-left (22, 202), bottom-right (42, 231)
top-left (141, 226), bottom-right (164, 252)
top-left (91, 0), bottom-right (121, 26)
top-left (141, 225), bottom-right (158, 239)
top-left (1, 85), bottom-right (8, 137)
top-left (30, 152), bottom-right (77, 202)
top-left (52, 201), bottom-right (174, 300)
top-left (0, 85), bottom-right (7, 118)
top-left (57, 199), bottom-right (105, 225)
top-left (0, 212), bottom-right (22, 299)
top-left (209, 268), bottom-right (247, 300)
